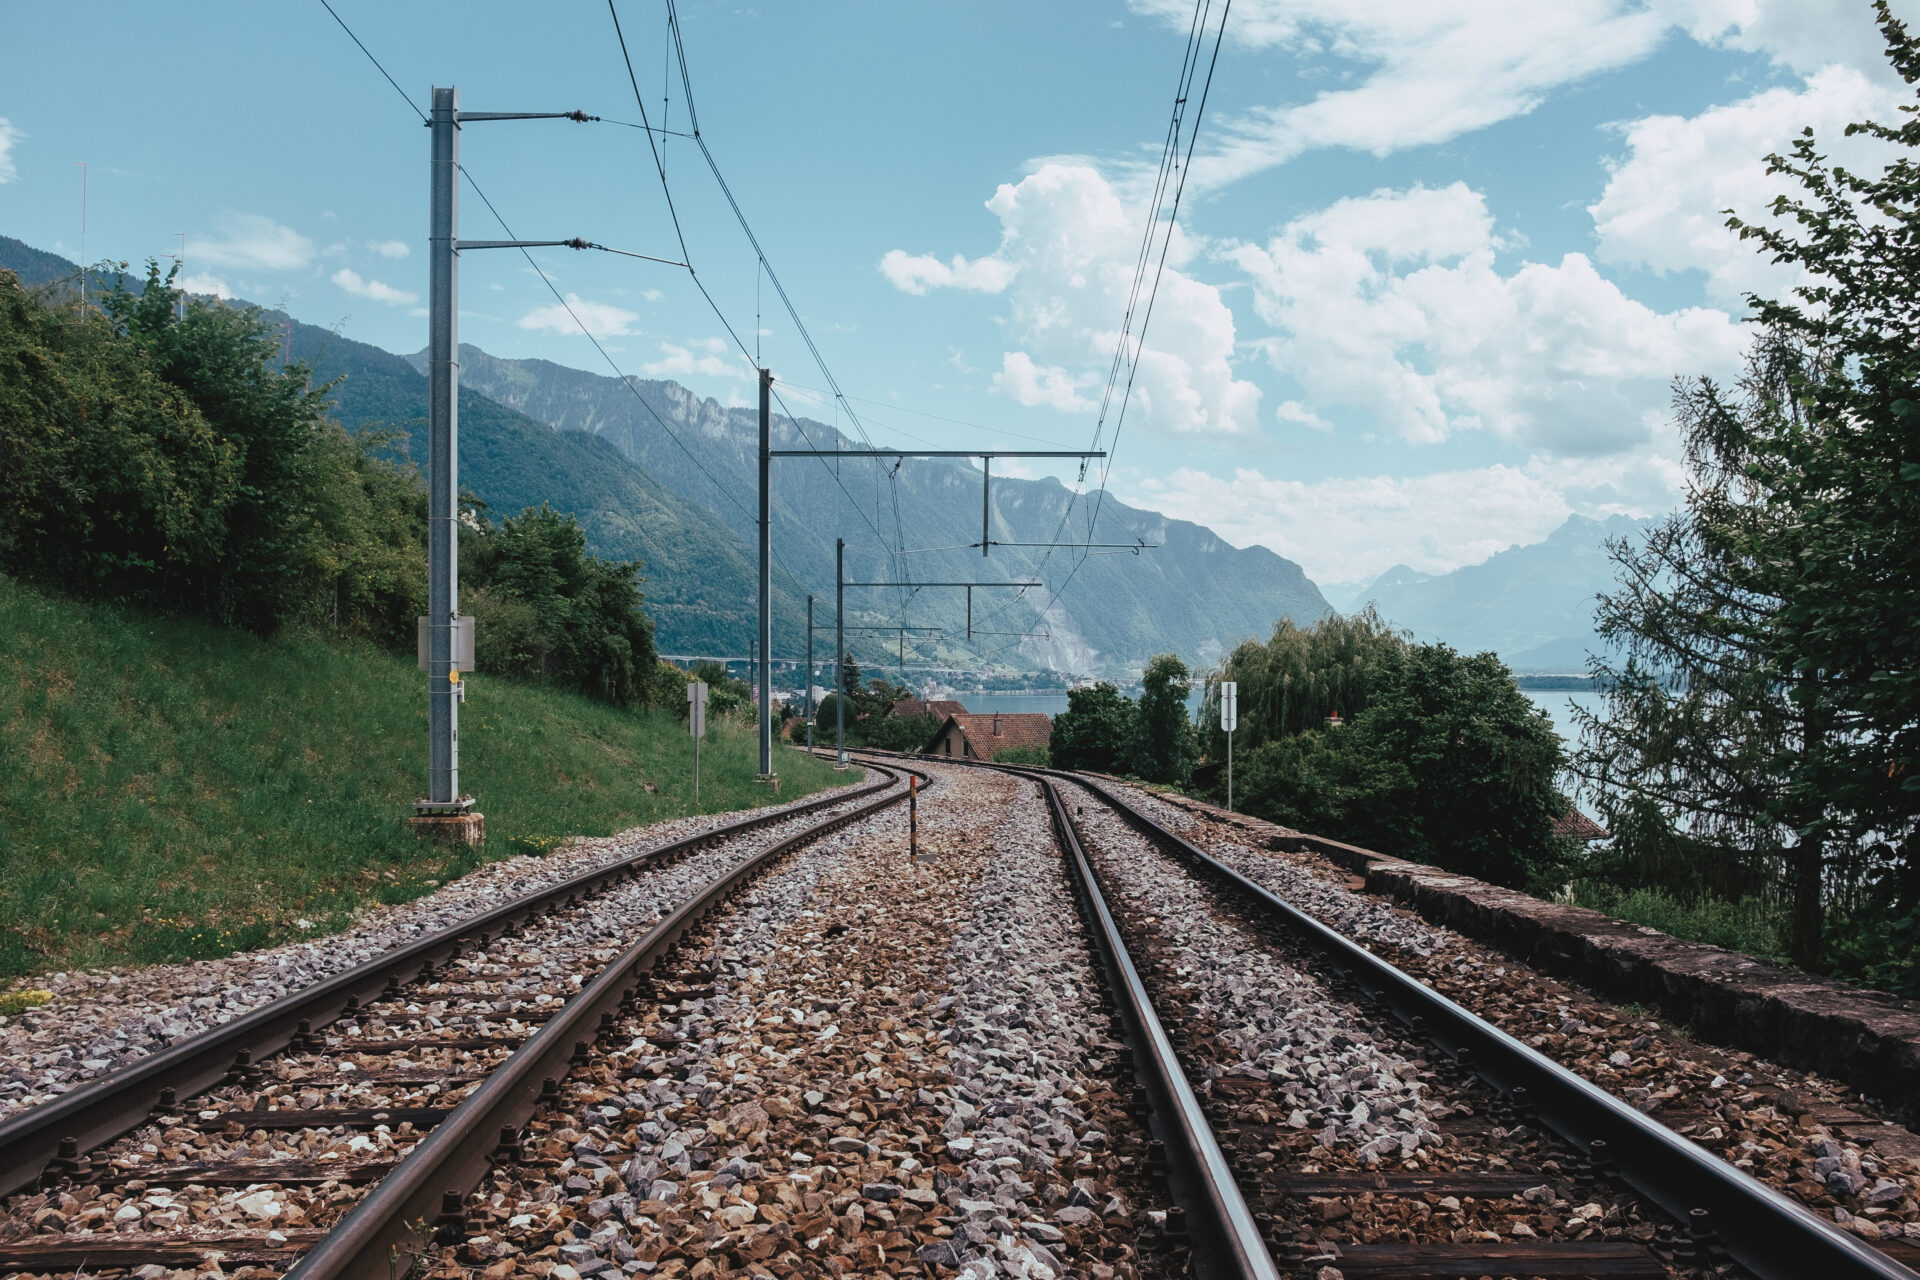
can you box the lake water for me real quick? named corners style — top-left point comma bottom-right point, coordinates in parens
top-left (1522, 689), bottom-right (1607, 747)
top-left (951, 691), bottom-right (1072, 716)
top-left (945, 687), bottom-right (1603, 749)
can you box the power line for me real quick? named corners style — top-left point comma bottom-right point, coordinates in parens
top-left (609, 0), bottom-right (911, 618)
top-left (317, 0), bottom-right (423, 122)
top-left (969, 0), bottom-right (1233, 654)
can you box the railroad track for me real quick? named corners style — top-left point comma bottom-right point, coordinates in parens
top-left (0, 760), bottom-right (924, 1280)
top-left (850, 749), bottom-right (1919, 1280)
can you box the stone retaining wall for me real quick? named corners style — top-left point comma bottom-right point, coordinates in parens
top-left (1152, 791), bottom-right (1920, 1123)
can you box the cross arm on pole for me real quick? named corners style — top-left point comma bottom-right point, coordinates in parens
top-left (455, 238), bottom-right (591, 250)
top-left (767, 450), bottom-right (1104, 459)
top-left (843, 581), bottom-right (1040, 588)
top-left (454, 110), bottom-right (598, 123)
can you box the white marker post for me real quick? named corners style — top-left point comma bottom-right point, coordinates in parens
top-left (1220, 680), bottom-right (1238, 813)
top-left (688, 681), bottom-right (708, 808)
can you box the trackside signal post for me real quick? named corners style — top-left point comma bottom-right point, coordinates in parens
top-left (688, 680), bottom-right (708, 807)
top-left (411, 85), bottom-right (593, 842)
top-left (1220, 680), bottom-right (1238, 813)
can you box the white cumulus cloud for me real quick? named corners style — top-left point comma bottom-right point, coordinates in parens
top-left (886, 162), bottom-right (1261, 435)
top-left (1591, 64), bottom-right (1904, 303)
top-left (0, 118), bottom-right (23, 184)
top-left (194, 212), bottom-right (315, 271)
top-left (1652, 0), bottom-right (1914, 80)
top-left (994, 352), bottom-right (1095, 412)
top-left (1131, 450), bottom-right (1682, 585)
top-left (178, 273), bottom-right (232, 299)
top-left (517, 294), bottom-right (640, 339)
top-left (879, 250), bottom-right (1015, 295)
top-left (368, 239), bottom-right (410, 259)
top-left (641, 336), bottom-right (749, 380)
top-left (331, 267), bottom-right (418, 306)
top-left (1229, 182), bottom-right (1745, 455)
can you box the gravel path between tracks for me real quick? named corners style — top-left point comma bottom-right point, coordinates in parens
top-left (1110, 780), bottom-right (1920, 1246)
top-left (0, 775), bottom-right (879, 1121)
top-left (1060, 781), bottom-right (1443, 1169)
top-left (459, 763), bottom-right (1174, 1280)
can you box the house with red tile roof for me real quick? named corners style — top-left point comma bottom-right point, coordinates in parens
top-left (925, 712), bottom-right (1051, 761)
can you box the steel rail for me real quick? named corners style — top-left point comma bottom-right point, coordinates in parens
top-left (1035, 773), bottom-right (1279, 1280)
top-left (0, 765), bottom-right (894, 1199)
top-left (1055, 768), bottom-right (1920, 1280)
top-left (284, 759), bottom-right (928, 1280)
top-left (850, 749), bottom-right (1920, 1280)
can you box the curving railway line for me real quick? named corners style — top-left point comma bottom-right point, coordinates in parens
top-left (0, 763), bottom-right (924, 1280)
top-left (1, 751), bottom-right (1916, 1280)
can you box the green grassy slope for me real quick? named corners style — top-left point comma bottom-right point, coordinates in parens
top-left (0, 576), bottom-right (850, 979)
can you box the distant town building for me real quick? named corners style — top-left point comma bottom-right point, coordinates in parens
top-left (925, 712), bottom-right (1051, 761)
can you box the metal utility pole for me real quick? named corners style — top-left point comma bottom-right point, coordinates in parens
top-left (757, 367), bottom-right (774, 779)
top-left (416, 85), bottom-right (594, 827)
top-left (424, 87), bottom-right (460, 815)
top-left (1221, 680), bottom-right (1239, 813)
top-left (835, 538), bottom-right (847, 768)
top-left (805, 595), bottom-right (815, 751)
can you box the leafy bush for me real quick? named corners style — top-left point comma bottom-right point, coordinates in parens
top-left (1131, 654), bottom-right (1198, 785)
top-left (460, 503), bottom-right (658, 706)
top-left (0, 265), bottom-right (661, 709)
top-left (1051, 682), bottom-right (1138, 773)
top-left (1218, 619), bottom-right (1572, 890)
top-left (994, 744), bottom-right (1049, 766)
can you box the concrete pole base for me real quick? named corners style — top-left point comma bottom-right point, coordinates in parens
top-left (408, 812), bottom-right (485, 846)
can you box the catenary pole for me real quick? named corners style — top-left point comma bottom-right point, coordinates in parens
top-left (418, 89), bottom-right (594, 820)
top-left (757, 368), bottom-right (774, 778)
top-left (836, 538), bottom-right (847, 767)
top-left (805, 595), bottom-right (814, 751)
top-left (426, 86), bottom-right (461, 809)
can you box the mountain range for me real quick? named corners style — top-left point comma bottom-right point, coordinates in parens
top-left (1340, 514), bottom-right (1651, 671)
top-left (1, 234), bottom-right (1329, 676)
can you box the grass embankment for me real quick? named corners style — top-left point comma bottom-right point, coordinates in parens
top-left (0, 576), bottom-right (850, 979)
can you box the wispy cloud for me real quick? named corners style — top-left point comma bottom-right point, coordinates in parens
top-left (195, 212), bottom-right (315, 271)
top-left (368, 239), bottom-right (410, 259)
top-left (0, 118), bottom-right (23, 184)
top-left (331, 267), bottom-right (418, 306)
top-left (517, 293), bottom-right (639, 338)
top-left (641, 337), bottom-right (750, 381)
top-left (879, 249), bottom-right (1015, 295)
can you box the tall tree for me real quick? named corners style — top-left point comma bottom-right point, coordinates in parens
top-left (1575, 2), bottom-right (1920, 973)
top-left (1724, 0), bottom-right (1920, 891)
top-left (1131, 653), bottom-right (1198, 785)
top-left (1051, 682), bottom-right (1138, 774)
top-left (1574, 343), bottom-right (1838, 964)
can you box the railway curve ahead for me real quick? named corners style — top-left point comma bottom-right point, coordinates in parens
top-left (853, 748), bottom-right (1920, 1280)
top-left (0, 761), bottom-right (924, 1280)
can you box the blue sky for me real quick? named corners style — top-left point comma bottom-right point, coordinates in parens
top-left (2, 0), bottom-right (1912, 589)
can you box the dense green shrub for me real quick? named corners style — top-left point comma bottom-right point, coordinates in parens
top-left (1050, 682), bottom-right (1138, 774)
top-left (1131, 654), bottom-right (1198, 786)
top-left (460, 503), bottom-right (657, 706)
top-left (0, 265), bottom-right (662, 709)
top-left (1212, 618), bottom-right (1572, 890)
